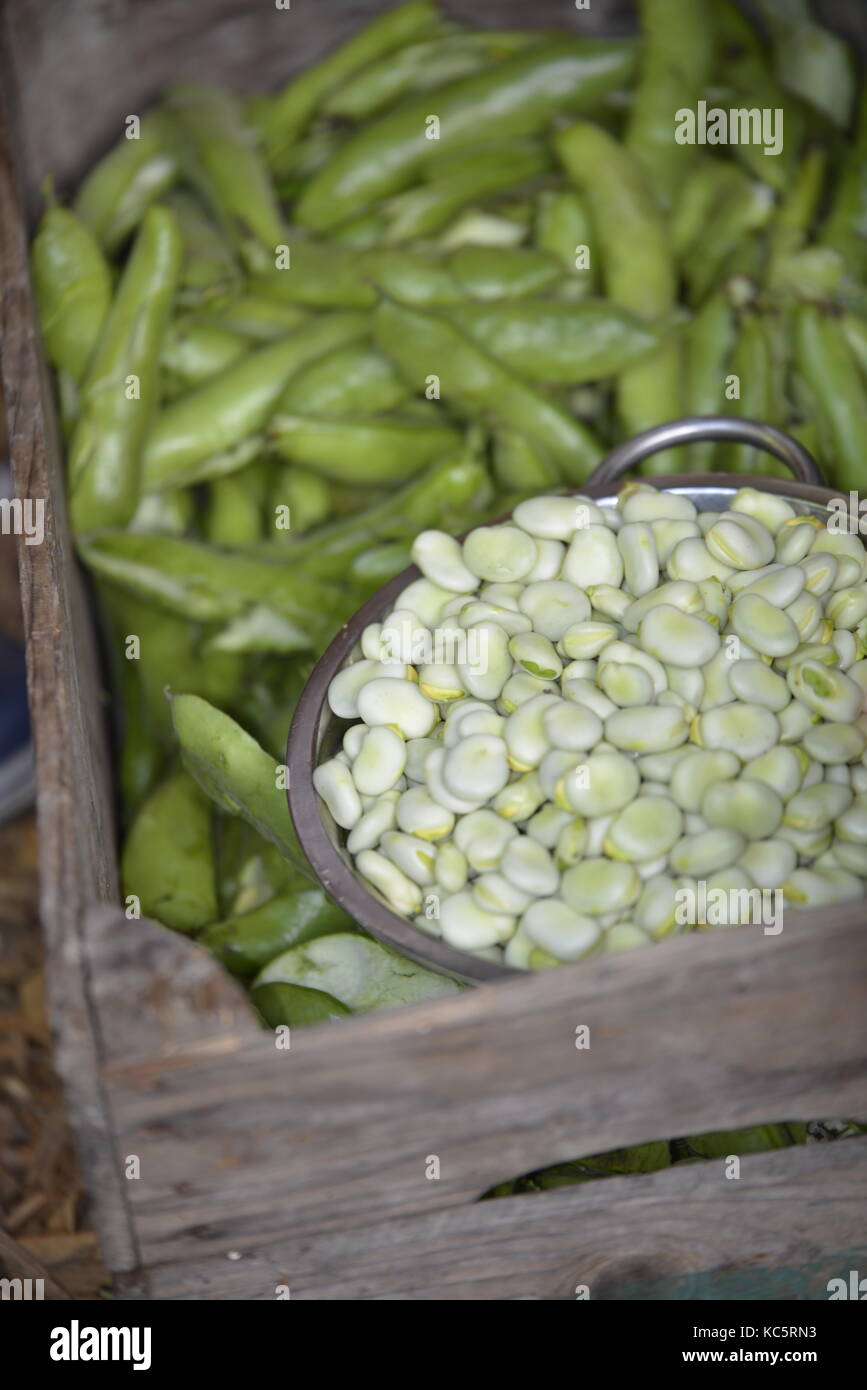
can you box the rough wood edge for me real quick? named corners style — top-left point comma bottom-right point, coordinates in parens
top-left (83, 904), bottom-right (260, 1059)
top-left (134, 1134), bottom-right (867, 1300)
top-left (0, 25), bottom-right (140, 1278)
top-left (89, 905), bottom-right (867, 1264)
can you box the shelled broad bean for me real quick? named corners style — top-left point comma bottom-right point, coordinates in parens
top-left (318, 484), bottom-right (867, 969)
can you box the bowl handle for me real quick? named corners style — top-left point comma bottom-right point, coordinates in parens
top-left (586, 416), bottom-right (825, 489)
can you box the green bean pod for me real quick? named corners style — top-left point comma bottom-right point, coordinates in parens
top-left (683, 291), bottom-right (736, 470)
top-left (199, 888), bottom-right (355, 978)
top-left (380, 139), bottom-right (553, 243)
top-left (821, 93), bottom-right (867, 283)
top-left (445, 299), bottom-right (664, 385)
top-left (142, 312), bottom-right (369, 491)
top-left (254, 933), bottom-right (460, 1010)
top-left (258, 0), bottom-right (443, 172)
top-left (360, 244), bottom-right (562, 306)
top-left (74, 112), bottom-right (178, 253)
top-left (57, 370), bottom-right (80, 439)
top-left (195, 295), bottom-right (310, 341)
top-left (760, 308), bottom-right (796, 468)
top-left (160, 318), bottom-right (249, 398)
top-left (555, 119), bottom-right (681, 472)
top-left (81, 532), bottom-right (351, 640)
top-left (68, 204), bottom-right (183, 533)
top-left (204, 465), bottom-right (267, 547)
top-left (204, 608), bottom-right (321, 657)
top-left (267, 465), bottom-right (333, 539)
top-left (447, 245), bottom-right (564, 300)
top-left (717, 313), bottom-right (774, 474)
top-left (101, 597), bottom-right (165, 822)
top-left (355, 246), bottom-right (462, 304)
top-left (492, 431), bottom-right (559, 491)
top-left (767, 147), bottom-right (827, 272)
top-left (279, 340), bottom-right (410, 416)
top-left (682, 168), bottom-right (774, 306)
top-left (788, 368), bottom-right (837, 469)
top-left (271, 123), bottom-right (348, 202)
top-left (766, 147), bottom-right (836, 303)
top-left (840, 312), bottom-right (867, 379)
top-left (534, 188), bottom-right (597, 289)
top-left (296, 39), bottom-right (638, 230)
top-left (625, 0), bottom-right (714, 209)
top-left (98, 584), bottom-right (243, 741)
top-left (794, 304), bottom-right (867, 492)
top-left (164, 189), bottom-right (242, 308)
top-left (563, 1143), bottom-right (671, 1178)
top-left (351, 541), bottom-right (415, 593)
top-left (670, 158), bottom-right (730, 261)
top-left (257, 442), bottom-right (489, 575)
top-left (121, 767), bottom-right (218, 933)
top-left (31, 204), bottom-right (112, 383)
top-left (322, 29), bottom-right (545, 122)
top-left (216, 814), bottom-right (300, 916)
top-left (117, 682), bottom-right (165, 825)
top-left (712, 0), bottom-right (805, 191)
top-left (680, 1125), bottom-right (795, 1160)
top-left (164, 83), bottom-right (286, 253)
top-left (250, 239), bottom-right (377, 309)
top-left (756, 0), bottom-right (855, 129)
top-left (267, 412), bottom-right (462, 484)
top-left (438, 205), bottom-right (533, 250)
top-left (251, 981), bottom-right (351, 1027)
top-left (328, 209), bottom-right (392, 249)
top-left (373, 297), bottom-right (602, 482)
top-left (170, 693), bottom-right (314, 880)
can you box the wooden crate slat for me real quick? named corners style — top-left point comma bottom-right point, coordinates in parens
top-left (0, 45), bottom-right (136, 1277)
top-left (83, 905), bottom-right (256, 1056)
top-left (88, 904), bottom-right (867, 1266)
top-left (132, 1135), bottom-right (867, 1300)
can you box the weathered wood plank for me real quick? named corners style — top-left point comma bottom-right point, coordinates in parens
top-left (83, 906), bottom-right (256, 1059)
top-left (135, 1135), bottom-right (867, 1301)
top-left (91, 905), bottom-right (867, 1269)
top-left (0, 36), bottom-right (139, 1278)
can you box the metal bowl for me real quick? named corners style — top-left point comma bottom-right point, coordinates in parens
top-left (287, 416), bottom-right (838, 984)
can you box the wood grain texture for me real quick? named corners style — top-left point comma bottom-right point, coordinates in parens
top-left (136, 1135), bottom-right (867, 1300)
top-left (83, 905), bottom-right (256, 1062)
top-left (0, 1226), bottom-right (72, 1299)
top-left (83, 901), bottom-right (867, 1285)
top-left (0, 20), bottom-right (132, 1276)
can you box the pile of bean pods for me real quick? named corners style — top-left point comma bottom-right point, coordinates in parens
top-left (317, 484), bottom-right (867, 968)
top-left (28, 1), bottom-right (867, 1024)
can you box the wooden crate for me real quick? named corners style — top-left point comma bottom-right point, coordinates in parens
top-left (1, 0), bottom-right (866, 1300)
